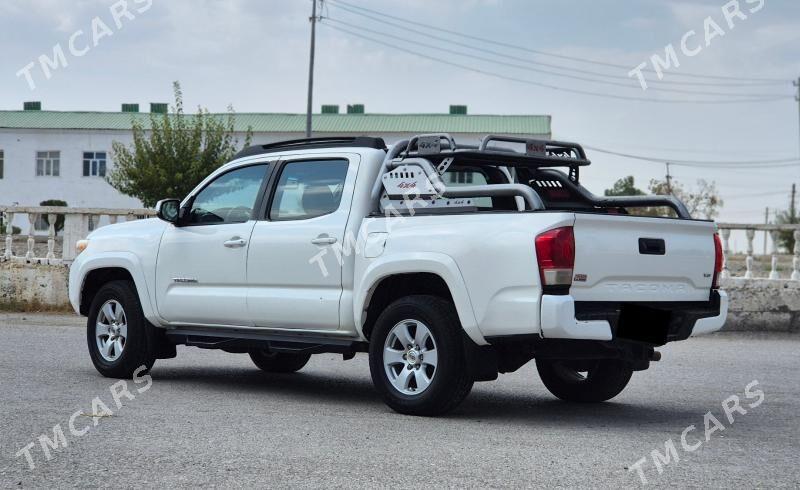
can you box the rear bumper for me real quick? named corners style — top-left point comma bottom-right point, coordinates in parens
top-left (540, 290), bottom-right (728, 344)
top-left (540, 295), bottom-right (613, 341)
top-left (689, 290), bottom-right (728, 337)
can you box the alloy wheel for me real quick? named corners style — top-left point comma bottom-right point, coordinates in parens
top-left (95, 300), bottom-right (127, 362)
top-left (383, 319), bottom-right (439, 395)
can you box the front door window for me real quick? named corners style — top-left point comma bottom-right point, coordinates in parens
top-left (189, 165), bottom-right (268, 224)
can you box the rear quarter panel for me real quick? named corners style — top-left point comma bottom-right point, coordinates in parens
top-left (355, 212), bottom-right (575, 342)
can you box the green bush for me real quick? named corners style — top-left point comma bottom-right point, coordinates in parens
top-left (1, 224), bottom-right (21, 235)
top-left (0, 216), bottom-right (18, 235)
top-left (39, 200), bottom-right (68, 232)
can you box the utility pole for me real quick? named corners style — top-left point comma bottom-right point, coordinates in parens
top-left (764, 207), bottom-right (769, 255)
top-left (305, 0), bottom-right (321, 138)
top-left (795, 77), bottom-right (800, 158)
top-left (791, 183), bottom-right (797, 220)
top-left (665, 162), bottom-right (673, 195)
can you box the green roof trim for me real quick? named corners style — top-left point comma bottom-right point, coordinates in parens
top-left (0, 111), bottom-right (551, 135)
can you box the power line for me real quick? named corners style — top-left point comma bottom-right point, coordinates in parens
top-left (794, 78), bottom-right (800, 157)
top-left (580, 142), bottom-right (798, 156)
top-left (326, 2), bottom-right (787, 90)
top-left (723, 190), bottom-right (787, 199)
top-left (325, 17), bottom-right (788, 99)
top-left (584, 145), bottom-right (800, 167)
top-left (327, 0), bottom-right (789, 84)
top-left (322, 23), bottom-right (791, 105)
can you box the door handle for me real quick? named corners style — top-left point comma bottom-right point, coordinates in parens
top-left (223, 237), bottom-right (247, 248)
top-left (311, 234), bottom-right (337, 245)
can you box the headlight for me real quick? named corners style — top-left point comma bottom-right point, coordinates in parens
top-left (75, 239), bottom-right (89, 254)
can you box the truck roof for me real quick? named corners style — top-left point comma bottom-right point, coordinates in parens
top-left (234, 136), bottom-right (387, 159)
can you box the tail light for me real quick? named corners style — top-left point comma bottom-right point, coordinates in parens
top-left (535, 226), bottom-right (575, 287)
top-left (712, 233), bottom-right (723, 289)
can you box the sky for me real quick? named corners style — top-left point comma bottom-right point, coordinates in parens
top-left (1, 0), bottom-right (798, 229)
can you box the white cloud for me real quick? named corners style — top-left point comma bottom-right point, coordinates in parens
top-left (0, 0), bottom-right (108, 32)
top-left (668, 2), bottom-right (719, 29)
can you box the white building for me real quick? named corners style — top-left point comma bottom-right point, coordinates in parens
top-left (0, 102), bottom-right (551, 232)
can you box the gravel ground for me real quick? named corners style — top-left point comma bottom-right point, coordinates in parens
top-left (0, 313), bottom-right (798, 488)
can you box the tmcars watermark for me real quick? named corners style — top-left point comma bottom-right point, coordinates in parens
top-left (628, 0), bottom-right (765, 90)
top-left (15, 0), bottom-right (153, 91)
top-left (308, 187), bottom-right (463, 278)
top-left (13, 366), bottom-right (152, 471)
top-left (627, 379), bottom-right (764, 485)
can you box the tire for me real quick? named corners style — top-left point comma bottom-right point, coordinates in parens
top-left (535, 358), bottom-right (633, 402)
top-left (249, 350), bottom-right (311, 373)
top-left (368, 295), bottom-right (473, 416)
top-left (87, 280), bottom-right (157, 379)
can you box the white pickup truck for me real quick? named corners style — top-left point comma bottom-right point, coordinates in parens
top-left (69, 134), bottom-right (727, 415)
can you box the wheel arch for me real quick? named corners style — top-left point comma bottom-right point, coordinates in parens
top-left (355, 254), bottom-right (484, 345)
top-left (80, 267), bottom-right (135, 315)
top-left (73, 253), bottom-right (157, 323)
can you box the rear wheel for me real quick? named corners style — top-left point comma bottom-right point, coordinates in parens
top-left (536, 358), bottom-right (633, 402)
top-left (369, 295), bottom-right (473, 416)
top-left (249, 350), bottom-right (311, 373)
top-left (87, 280), bottom-right (157, 378)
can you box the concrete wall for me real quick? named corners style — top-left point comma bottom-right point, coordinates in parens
top-left (1, 262), bottom-right (797, 333)
top-left (720, 278), bottom-right (799, 333)
top-left (0, 262), bottom-right (70, 309)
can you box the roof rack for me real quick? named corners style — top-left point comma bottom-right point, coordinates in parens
top-left (397, 133), bottom-right (591, 182)
top-left (234, 136), bottom-right (387, 159)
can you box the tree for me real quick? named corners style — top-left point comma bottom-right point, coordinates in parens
top-left (602, 175), bottom-right (723, 219)
top-left (108, 82), bottom-right (252, 207)
top-left (603, 176), bottom-right (661, 216)
top-left (647, 178), bottom-right (723, 220)
top-left (604, 176), bottom-right (645, 196)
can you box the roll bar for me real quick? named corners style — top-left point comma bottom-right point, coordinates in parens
top-left (402, 133), bottom-right (458, 156)
top-left (384, 157), bottom-right (544, 211)
top-left (441, 184), bottom-right (544, 210)
top-left (537, 169), bottom-right (692, 219)
top-left (377, 134), bottom-right (690, 218)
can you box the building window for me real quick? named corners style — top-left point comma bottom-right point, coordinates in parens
top-left (0, 150), bottom-right (4, 179)
top-left (36, 151), bottom-right (60, 176)
top-left (83, 151), bottom-right (107, 177)
top-left (34, 216), bottom-right (49, 232)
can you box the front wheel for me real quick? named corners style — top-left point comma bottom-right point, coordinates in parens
top-left (369, 295), bottom-right (473, 416)
top-left (87, 280), bottom-right (157, 378)
top-left (535, 358), bottom-right (633, 402)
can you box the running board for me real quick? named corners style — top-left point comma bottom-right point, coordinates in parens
top-left (165, 327), bottom-right (367, 355)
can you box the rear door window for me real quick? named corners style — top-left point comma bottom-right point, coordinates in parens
top-left (269, 159), bottom-right (350, 220)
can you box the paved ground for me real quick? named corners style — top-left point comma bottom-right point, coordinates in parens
top-left (0, 314), bottom-right (798, 488)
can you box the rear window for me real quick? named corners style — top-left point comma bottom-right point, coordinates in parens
top-left (443, 169), bottom-right (492, 208)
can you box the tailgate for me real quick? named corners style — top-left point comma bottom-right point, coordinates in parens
top-left (570, 214), bottom-right (716, 302)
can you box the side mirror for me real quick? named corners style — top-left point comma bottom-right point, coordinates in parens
top-left (155, 199), bottom-right (181, 224)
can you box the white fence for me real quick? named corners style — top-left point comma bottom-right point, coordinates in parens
top-left (717, 223), bottom-right (800, 281)
top-left (0, 205), bottom-right (155, 264)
